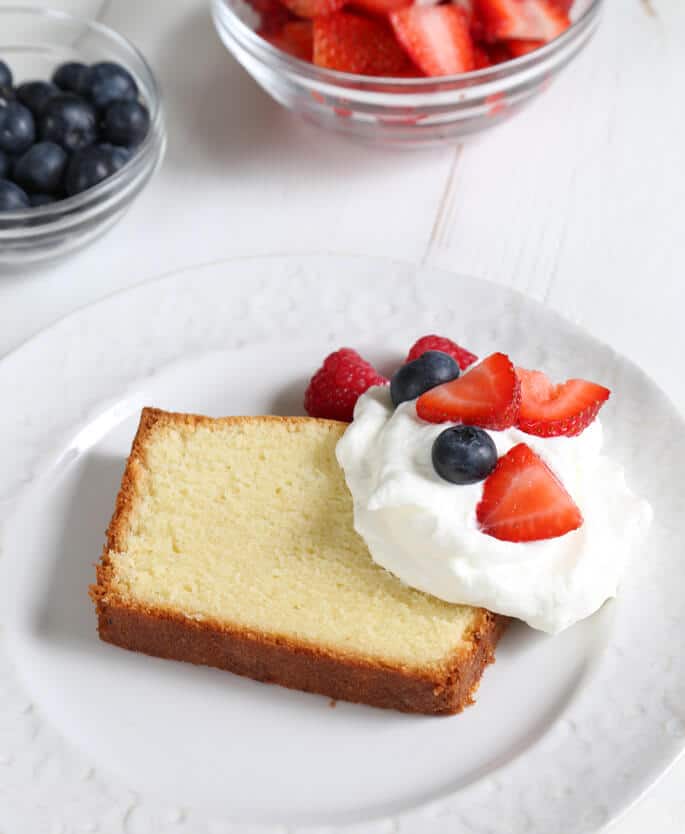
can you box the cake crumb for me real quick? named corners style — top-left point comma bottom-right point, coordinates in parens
top-left (329, 699), bottom-right (337, 708)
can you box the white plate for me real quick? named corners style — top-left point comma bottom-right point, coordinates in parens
top-left (0, 255), bottom-right (683, 834)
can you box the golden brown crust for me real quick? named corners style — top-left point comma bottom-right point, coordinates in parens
top-left (93, 598), bottom-right (504, 715)
top-left (90, 408), bottom-right (506, 716)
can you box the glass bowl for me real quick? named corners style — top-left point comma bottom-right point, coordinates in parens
top-left (212, 0), bottom-right (603, 149)
top-left (0, 6), bottom-right (166, 265)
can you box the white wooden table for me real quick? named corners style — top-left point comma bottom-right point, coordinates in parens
top-left (1, 0), bottom-right (683, 830)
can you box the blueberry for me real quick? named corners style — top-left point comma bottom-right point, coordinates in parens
top-left (13, 142), bottom-right (67, 194)
top-left (40, 94), bottom-right (97, 152)
top-left (99, 142), bottom-right (131, 172)
top-left (0, 60), bottom-right (12, 88)
top-left (0, 178), bottom-right (30, 211)
top-left (84, 62), bottom-right (138, 110)
top-left (15, 80), bottom-right (59, 118)
top-left (29, 192), bottom-right (57, 207)
top-left (52, 61), bottom-right (89, 95)
top-left (0, 149), bottom-right (8, 179)
top-left (0, 101), bottom-right (35, 154)
top-left (391, 350), bottom-right (461, 407)
top-left (432, 426), bottom-right (498, 486)
top-left (101, 99), bottom-right (149, 148)
top-left (0, 85), bottom-right (15, 106)
top-left (64, 144), bottom-right (117, 196)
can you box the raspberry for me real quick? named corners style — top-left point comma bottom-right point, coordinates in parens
top-left (304, 348), bottom-right (387, 422)
top-left (406, 335), bottom-right (478, 370)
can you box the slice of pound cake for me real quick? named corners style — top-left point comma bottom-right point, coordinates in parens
top-left (91, 408), bottom-right (504, 715)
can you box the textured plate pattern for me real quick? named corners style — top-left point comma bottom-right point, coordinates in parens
top-left (0, 255), bottom-right (684, 834)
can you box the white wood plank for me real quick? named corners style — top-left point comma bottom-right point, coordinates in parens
top-left (425, 0), bottom-right (685, 409)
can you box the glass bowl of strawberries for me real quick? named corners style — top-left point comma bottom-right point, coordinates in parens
top-left (213, 0), bottom-right (603, 148)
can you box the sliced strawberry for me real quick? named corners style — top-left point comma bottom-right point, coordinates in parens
top-left (477, 443), bottom-right (583, 542)
top-left (281, 20), bottom-right (314, 60)
top-left (549, 0), bottom-right (573, 12)
top-left (406, 334), bottom-right (477, 370)
top-left (507, 37), bottom-right (545, 56)
top-left (475, 0), bottom-right (570, 42)
top-left (280, 0), bottom-right (346, 19)
top-left (453, 0), bottom-right (487, 40)
top-left (473, 44), bottom-right (492, 68)
top-left (516, 367), bottom-right (610, 437)
top-left (252, 0), bottom-right (295, 35)
top-left (351, 0), bottom-right (413, 15)
top-left (484, 41), bottom-right (512, 63)
top-left (416, 352), bottom-right (520, 429)
top-left (313, 12), bottom-right (416, 76)
top-left (390, 6), bottom-right (476, 77)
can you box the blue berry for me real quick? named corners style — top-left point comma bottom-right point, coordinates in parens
top-left (64, 145), bottom-right (116, 196)
top-left (0, 60), bottom-right (12, 88)
top-left (0, 149), bottom-right (8, 179)
top-left (84, 62), bottom-right (138, 110)
top-left (40, 94), bottom-right (97, 152)
top-left (390, 350), bottom-right (460, 407)
top-left (0, 101), bottom-right (35, 154)
top-left (0, 85), bottom-right (15, 106)
top-left (52, 62), bottom-right (89, 95)
top-left (432, 426), bottom-right (498, 486)
top-left (29, 192), bottom-right (57, 207)
top-left (16, 80), bottom-right (59, 117)
top-left (101, 99), bottom-right (149, 148)
top-left (0, 178), bottom-right (29, 211)
top-left (99, 143), bottom-right (131, 172)
top-left (13, 142), bottom-right (67, 194)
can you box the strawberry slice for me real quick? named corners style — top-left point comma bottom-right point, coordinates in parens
top-left (280, 0), bottom-right (346, 19)
top-left (351, 0), bottom-right (413, 15)
top-left (477, 443), bottom-right (583, 542)
top-left (265, 21), bottom-right (314, 60)
top-left (517, 367), bottom-right (610, 437)
top-left (252, 0), bottom-right (295, 35)
top-left (475, 0), bottom-right (570, 42)
top-left (314, 12), bottom-right (416, 76)
top-left (390, 6), bottom-right (476, 77)
top-left (473, 44), bottom-right (492, 68)
top-left (416, 352), bottom-right (520, 429)
top-left (507, 38), bottom-right (545, 56)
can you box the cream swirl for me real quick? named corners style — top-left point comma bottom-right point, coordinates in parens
top-left (336, 385), bottom-right (652, 633)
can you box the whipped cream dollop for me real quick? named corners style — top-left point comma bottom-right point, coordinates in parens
top-left (336, 386), bottom-right (653, 633)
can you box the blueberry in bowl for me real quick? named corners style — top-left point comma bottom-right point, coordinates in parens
top-left (15, 81), bottom-right (60, 118)
top-left (0, 101), bottom-right (35, 154)
top-left (0, 179), bottom-right (30, 211)
top-left (0, 5), bottom-right (166, 265)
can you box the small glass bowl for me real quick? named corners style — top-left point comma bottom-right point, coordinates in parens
top-left (0, 6), bottom-right (166, 265)
top-left (213, 0), bottom-right (603, 149)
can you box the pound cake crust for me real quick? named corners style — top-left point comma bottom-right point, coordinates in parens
top-left (91, 408), bottom-right (505, 715)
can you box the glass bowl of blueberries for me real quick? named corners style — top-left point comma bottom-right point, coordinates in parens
top-left (0, 6), bottom-right (166, 265)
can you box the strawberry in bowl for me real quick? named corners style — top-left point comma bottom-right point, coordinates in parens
top-left (212, 0), bottom-right (603, 146)
top-left (250, 0), bottom-right (575, 77)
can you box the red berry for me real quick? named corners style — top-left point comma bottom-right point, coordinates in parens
top-left (476, 443), bottom-right (583, 542)
top-left (304, 348), bottom-right (387, 422)
top-left (517, 367), bottom-right (610, 437)
top-left (406, 334), bottom-right (478, 370)
top-left (390, 5), bottom-right (476, 77)
top-left (313, 12), bottom-right (416, 76)
top-left (416, 352), bottom-right (520, 430)
top-left (475, 0), bottom-right (570, 42)
top-left (507, 38), bottom-right (545, 57)
top-left (280, 0), bottom-right (346, 19)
